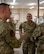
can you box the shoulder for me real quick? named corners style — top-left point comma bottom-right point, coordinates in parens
top-left (22, 21), bottom-right (27, 25)
top-left (39, 23), bottom-right (44, 27)
top-left (31, 21), bottom-right (36, 24)
top-left (31, 21), bottom-right (37, 27)
top-left (0, 22), bottom-right (8, 34)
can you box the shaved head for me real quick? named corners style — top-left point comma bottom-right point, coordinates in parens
top-left (0, 3), bottom-right (10, 21)
top-left (0, 3), bottom-right (9, 12)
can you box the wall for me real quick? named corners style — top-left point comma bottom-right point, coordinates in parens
top-left (11, 8), bottom-right (44, 23)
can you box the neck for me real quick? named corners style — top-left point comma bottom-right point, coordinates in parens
top-left (28, 20), bottom-right (32, 22)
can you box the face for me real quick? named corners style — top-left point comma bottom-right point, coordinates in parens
top-left (5, 6), bottom-right (11, 19)
top-left (27, 13), bottom-right (32, 22)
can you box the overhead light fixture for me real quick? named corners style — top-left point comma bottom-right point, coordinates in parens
top-left (11, 0), bottom-right (16, 4)
top-left (27, 3), bottom-right (37, 6)
top-left (7, 0), bottom-right (16, 5)
top-left (11, 6), bottom-right (14, 8)
top-left (39, 7), bottom-right (44, 9)
top-left (30, 6), bottom-right (34, 9)
top-left (13, 0), bottom-right (16, 3)
top-left (10, 5), bottom-right (15, 8)
top-left (40, 1), bottom-right (44, 4)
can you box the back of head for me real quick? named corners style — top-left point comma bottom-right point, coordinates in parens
top-left (0, 3), bottom-right (10, 20)
top-left (0, 3), bottom-right (9, 11)
top-left (1, 3), bottom-right (9, 11)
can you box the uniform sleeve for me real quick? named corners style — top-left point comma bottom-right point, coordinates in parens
top-left (0, 24), bottom-right (7, 37)
top-left (9, 21), bottom-right (16, 31)
top-left (32, 25), bottom-right (41, 39)
top-left (8, 22), bottom-right (22, 48)
top-left (0, 23), bottom-right (13, 44)
top-left (33, 22), bottom-right (37, 29)
top-left (19, 23), bottom-right (23, 33)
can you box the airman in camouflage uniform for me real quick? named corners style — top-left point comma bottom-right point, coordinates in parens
top-left (0, 19), bottom-right (14, 54)
top-left (32, 23), bottom-right (44, 54)
top-left (0, 3), bottom-right (14, 54)
top-left (19, 13), bottom-right (37, 54)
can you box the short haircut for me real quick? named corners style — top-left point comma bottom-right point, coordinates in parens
top-left (0, 3), bottom-right (10, 12)
top-left (0, 3), bottom-right (10, 6)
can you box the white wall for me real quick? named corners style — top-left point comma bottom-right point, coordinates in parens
top-left (11, 8), bottom-right (44, 23)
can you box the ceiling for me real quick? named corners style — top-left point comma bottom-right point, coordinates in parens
top-left (0, 0), bottom-right (44, 9)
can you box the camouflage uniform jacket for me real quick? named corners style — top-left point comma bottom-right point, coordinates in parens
top-left (0, 19), bottom-right (14, 54)
top-left (19, 21), bottom-right (37, 41)
top-left (32, 23), bottom-right (44, 40)
top-left (32, 23), bottom-right (44, 50)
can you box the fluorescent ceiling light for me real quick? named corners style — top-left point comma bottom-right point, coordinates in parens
top-left (7, 0), bottom-right (16, 5)
top-left (39, 7), bottom-right (44, 9)
top-left (10, 5), bottom-right (15, 8)
top-left (30, 6), bottom-right (34, 9)
top-left (11, 6), bottom-right (14, 8)
top-left (40, 1), bottom-right (44, 4)
top-left (27, 3), bottom-right (37, 6)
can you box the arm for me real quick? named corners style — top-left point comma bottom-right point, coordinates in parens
top-left (31, 25), bottom-right (41, 42)
top-left (0, 24), bottom-right (13, 48)
top-left (19, 23), bottom-right (24, 40)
